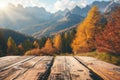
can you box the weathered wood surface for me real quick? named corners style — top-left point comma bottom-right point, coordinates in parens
top-left (49, 56), bottom-right (93, 80)
top-left (0, 56), bottom-right (120, 80)
top-left (65, 56), bottom-right (92, 80)
top-left (48, 56), bottom-right (71, 80)
top-left (0, 56), bottom-right (34, 70)
top-left (15, 56), bottom-right (53, 80)
top-left (0, 56), bottom-right (53, 80)
top-left (75, 56), bottom-right (120, 80)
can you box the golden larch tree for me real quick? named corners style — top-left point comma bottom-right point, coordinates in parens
top-left (44, 38), bottom-right (53, 48)
top-left (41, 38), bottom-right (57, 55)
top-left (7, 37), bottom-right (18, 55)
top-left (33, 40), bottom-right (39, 49)
top-left (53, 34), bottom-right (62, 52)
top-left (71, 6), bottom-right (101, 54)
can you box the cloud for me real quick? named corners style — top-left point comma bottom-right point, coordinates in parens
top-left (25, 0), bottom-right (46, 7)
top-left (54, 0), bottom-right (76, 11)
top-left (53, 0), bottom-right (87, 12)
top-left (0, 0), bottom-right (88, 13)
top-left (77, 0), bottom-right (88, 7)
top-left (1, 0), bottom-right (46, 7)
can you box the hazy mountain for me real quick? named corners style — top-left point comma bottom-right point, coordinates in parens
top-left (91, 1), bottom-right (120, 13)
top-left (50, 24), bottom-right (77, 36)
top-left (54, 9), bottom-right (70, 17)
top-left (70, 5), bottom-right (90, 17)
top-left (0, 28), bottom-right (35, 44)
top-left (0, 3), bottom-right (52, 31)
top-left (21, 7), bottom-right (84, 37)
top-left (33, 1), bottom-right (116, 38)
top-left (32, 11), bottom-right (84, 38)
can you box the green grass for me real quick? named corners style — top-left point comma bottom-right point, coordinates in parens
top-left (76, 52), bottom-right (120, 66)
top-left (53, 53), bottom-right (74, 56)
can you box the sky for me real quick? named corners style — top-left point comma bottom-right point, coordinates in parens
top-left (0, 0), bottom-right (110, 13)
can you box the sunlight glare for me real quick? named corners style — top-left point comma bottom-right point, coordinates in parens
top-left (0, 3), bottom-right (7, 9)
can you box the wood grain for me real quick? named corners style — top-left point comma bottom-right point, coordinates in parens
top-left (0, 56), bottom-right (119, 80)
top-left (75, 56), bottom-right (120, 80)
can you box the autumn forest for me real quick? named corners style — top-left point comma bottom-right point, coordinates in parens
top-left (0, 5), bottom-right (119, 59)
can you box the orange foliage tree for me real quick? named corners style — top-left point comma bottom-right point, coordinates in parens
top-left (53, 34), bottom-right (62, 52)
top-left (25, 48), bottom-right (41, 56)
top-left (71, 6), bottom-right (101, 54)
top-left (41, 38), bottom-right (57, 55)
top-left (96, 7), bottom-right (120, 54)
top-left (18, 43), bottom-right (24, 55)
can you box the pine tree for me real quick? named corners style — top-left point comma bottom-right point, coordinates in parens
top-left (0, 45), bottom-right (3, 56)
top-left (0, 32), bottom-right (7, 56)
top-left (39, 36), bottom-right (47, 48)
top-left (71, 6), bottom-right (101, 54)
top-left (60, 29), bottom-right (76, 53)
top-left (61, 33), bottom-right (66, 53)
top-left (22, 39), bottom-right (33, 51)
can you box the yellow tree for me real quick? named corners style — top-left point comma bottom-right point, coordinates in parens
top-left (7, 37), bottom-right (18, 55)
top-left (44, 38), bottom-right (53, 48)
top-left (53, 34), bottom-right (62, 52)
top-left (33, 40), bottom-right (39, 49)
top-left (71, 6), bottom-right (101, 54)
top-left (41, 38), bottom-right (57, 55)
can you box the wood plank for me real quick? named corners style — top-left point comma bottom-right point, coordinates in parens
top-left (0, 56), bottom-right (19, 62)
top-left (49, 56), bottom-right (92, 80)
top-left (0, 56), bottom-right (119, 80)
top-left (0, 56), bottom-right (20, 68)
top-left (0, 56), bottom-right (33, 70)
top-left (16, 56), bottom-right (53, 80)
top-left (48, 56), bottom-right (71, 80)
top-left (0, 56), bottom-right (41, 80)
top-left (75, 56), bottom-right (120, 80)
top-left (65, 56), bottom-right (92, 80)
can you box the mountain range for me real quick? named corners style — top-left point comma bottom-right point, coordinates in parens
top-left (0, 28), bottom-right (34, 44)
top-left (0, 1), bottom-right (120, 39)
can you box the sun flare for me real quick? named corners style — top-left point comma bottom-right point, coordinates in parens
top-left (0, 3), bottom-right (7, 9)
